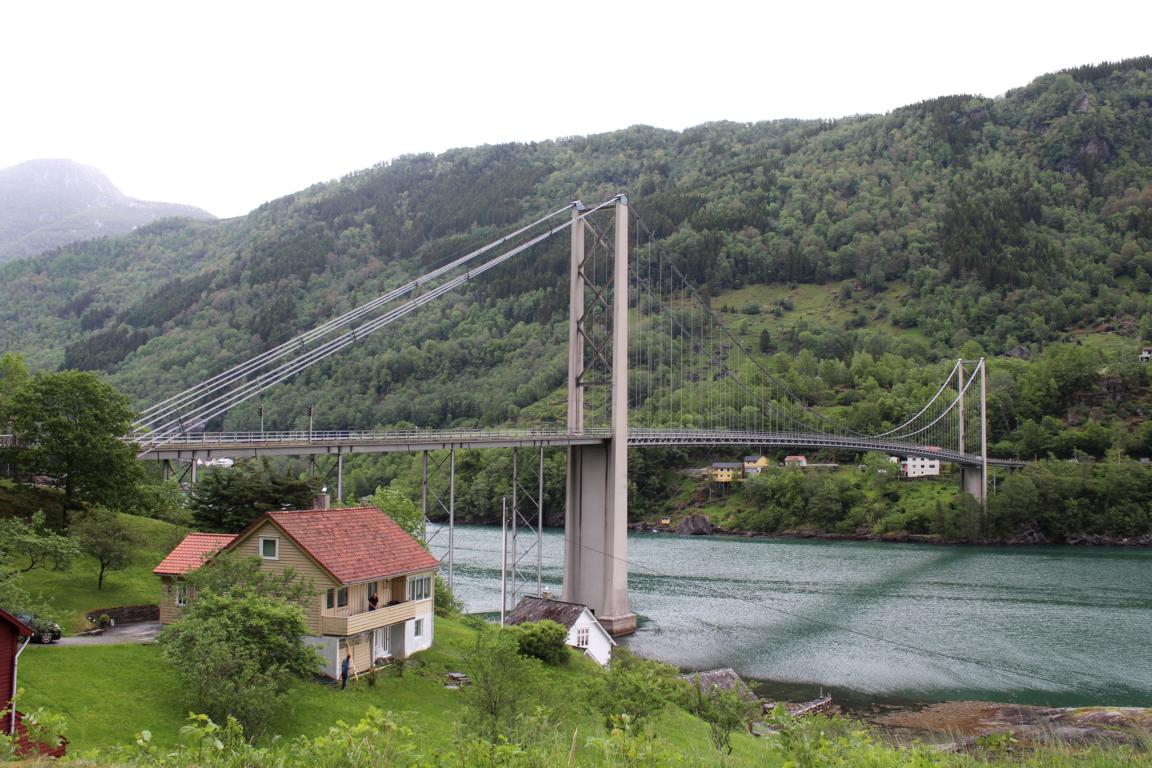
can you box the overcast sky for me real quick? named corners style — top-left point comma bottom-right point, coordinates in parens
top-left (2, 1), bottom-right (1148, 218)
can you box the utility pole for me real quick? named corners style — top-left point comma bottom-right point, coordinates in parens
top-left (500, 496), bottom-right (508, 626)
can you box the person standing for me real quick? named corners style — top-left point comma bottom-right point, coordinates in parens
top-left (341, 652), bottom-right (352, 689)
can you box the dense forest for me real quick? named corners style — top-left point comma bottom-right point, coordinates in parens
top-left (2, 58), bottom-right (1152, 539)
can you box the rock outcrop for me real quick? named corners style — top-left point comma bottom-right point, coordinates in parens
top-left (676, 514), bottom-right (713, 535)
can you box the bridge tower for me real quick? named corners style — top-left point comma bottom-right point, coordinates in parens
top-left (957, 358), bottom-right (989, 517)
top-left (563, 196), bottom-right (636, 636)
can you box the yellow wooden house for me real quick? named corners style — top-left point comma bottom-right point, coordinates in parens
top-left (155, 506), bottom-right (439, 680)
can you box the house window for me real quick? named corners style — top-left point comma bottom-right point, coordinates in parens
top-left (326, 589), bottom-right (335, 610)
top-left (413, 618), bottom-right (423, 638)
top-left (407, 574), bottom-right (431, 602)
top-left (260, 537), bottom-right (279, 560)
top-left (175, 582), bottom-right (188, 607)
top-left (575, 627), bottom-right (589, 648)
top-left (337, 587), bottom-right (348, 607)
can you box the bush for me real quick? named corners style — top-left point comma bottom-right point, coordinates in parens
top-left (461, 626), bottom-right (544, 744)
top-left (434, 574), bottom-right (462, 617)
top-left (510, 619), bottom-right (569, 665)
top-left (593, 649), bottom-right (680, 730)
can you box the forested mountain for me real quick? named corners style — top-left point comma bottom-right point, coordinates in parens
top-left (2, 58), bottom-right (1152, 471)
top-left (0, 159), bottom-right (215, 263)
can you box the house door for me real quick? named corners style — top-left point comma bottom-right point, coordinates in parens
top-left (373, 626), bottom-right (390, 661)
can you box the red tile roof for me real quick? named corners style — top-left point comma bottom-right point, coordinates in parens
top-left (153, 533), bottom-right (236, 575)
top-left (247, 507), bottom-right (439, 585)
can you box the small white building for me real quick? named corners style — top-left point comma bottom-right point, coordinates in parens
top-left (893, 455), bottom-right (941, 478)
top-left (505, 595), bottom-right (615, 666)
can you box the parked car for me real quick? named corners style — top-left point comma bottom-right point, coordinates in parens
top-left (15, 612), bottom-right (62, 643)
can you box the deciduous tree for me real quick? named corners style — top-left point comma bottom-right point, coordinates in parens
top-left (158, 590), bottom-right (320, 735)
top-left (71, 507), bottom-right (135, 590)
top-left (9, 371), bottom-right (140, 520)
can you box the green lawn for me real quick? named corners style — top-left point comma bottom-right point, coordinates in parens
top-left (16, 615), bottom-right (767, 764)
top-left (20, 513), bottom-right (186, 632)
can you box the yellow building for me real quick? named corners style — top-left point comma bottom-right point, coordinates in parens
top-left (743, 455), bottom-right (770, 476)
top-left (710, 462), bottom-right (743, 483)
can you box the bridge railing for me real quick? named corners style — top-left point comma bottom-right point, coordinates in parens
top-left (136, 427), bottom-right (614, 448)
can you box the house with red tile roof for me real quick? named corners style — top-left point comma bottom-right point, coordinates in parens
top-left (154, 533), bottom-right (236, 624)
top-left (155, 506), bottom-right (439, 680)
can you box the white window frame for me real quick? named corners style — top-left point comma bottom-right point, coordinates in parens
top-left (575, 627), bottom-right (589, 648)
top-left (175, 582), bottom-right (189, 607)
top-left (413, 618), bottom-right (423, 638)
top-left (407, 574), bottom-right (431, 602)
top-left (259, 537), bottom-right (279, 560)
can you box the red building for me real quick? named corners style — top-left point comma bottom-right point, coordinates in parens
top-left (1, 608), bottom-right (32, 736)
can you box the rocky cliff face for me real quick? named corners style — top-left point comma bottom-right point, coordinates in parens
top-left (0, 158), bottom-right (214, 263)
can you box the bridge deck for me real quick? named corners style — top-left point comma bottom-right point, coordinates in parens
top-left (131, 428), bottom-right (1014, 467)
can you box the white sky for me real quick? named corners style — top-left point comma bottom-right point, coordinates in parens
top-left (2, 1), bottom-right (1148, 218)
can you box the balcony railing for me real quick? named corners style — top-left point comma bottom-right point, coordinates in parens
top-left (319, 599), bottom-right (427, 636)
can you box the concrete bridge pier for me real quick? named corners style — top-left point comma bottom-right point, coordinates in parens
top-left (959, 465), bottom-right (986, 507)
top-left (564, 441), bottom-right (635, 636)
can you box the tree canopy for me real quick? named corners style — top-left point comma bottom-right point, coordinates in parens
top-left (190, 461), bottom-right (319, 532)
top-left (9, 370), bottom-right (140, 517)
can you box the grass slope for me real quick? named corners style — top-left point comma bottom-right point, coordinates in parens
top-left (19, 513), bottom-right (186, 632)
top-left (16, 616), bottom-right (768, 764)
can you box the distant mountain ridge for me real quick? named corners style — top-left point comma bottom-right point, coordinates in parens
top-left (0, 158), bottom-right (215, 263)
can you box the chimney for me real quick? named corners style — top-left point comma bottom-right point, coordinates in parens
top-left (541, 586), bottom-right (553, 600)
top-left (314, 490), bottom-right (330, 510)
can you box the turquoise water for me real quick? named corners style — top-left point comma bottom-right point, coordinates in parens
top-left (430, 526), bottom-right (1152, 707)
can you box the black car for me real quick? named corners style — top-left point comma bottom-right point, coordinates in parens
top-left (14, 612), bottom-right (62, 644)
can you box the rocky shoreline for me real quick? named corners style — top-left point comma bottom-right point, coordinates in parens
top-left (868, 701), bottom-right (1152, 748)
top-left (633, 514), bottom-right (1152, 547)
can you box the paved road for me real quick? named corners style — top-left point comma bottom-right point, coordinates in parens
top-left (54, 621), bottom-right (161, 645)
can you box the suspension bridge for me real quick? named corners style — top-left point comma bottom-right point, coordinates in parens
top-left (129, 195), bottom-right (996, 634)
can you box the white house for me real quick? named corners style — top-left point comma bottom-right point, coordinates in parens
top-left (505, 595), bottom-right (615, 666)
top-left (891, 455), bottom-right (941, 478)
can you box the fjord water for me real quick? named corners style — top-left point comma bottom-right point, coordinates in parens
top-left (432, 527), bottom-right (1152, 707)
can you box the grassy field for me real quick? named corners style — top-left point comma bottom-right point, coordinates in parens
top-left (17, 632), bottom-right (1146, 767)
top-left (19, 513), bottom-right (186, 632)
top-left (16, 615), bottom-right (767, 765)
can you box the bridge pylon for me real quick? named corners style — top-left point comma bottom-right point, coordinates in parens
top-left (957, 358), bottom-right (989, 520)
top-left (563, 196), bottom-right (636, 636)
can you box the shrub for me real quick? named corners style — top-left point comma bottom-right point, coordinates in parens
top-left (510, 619), bottom-right (569, 665)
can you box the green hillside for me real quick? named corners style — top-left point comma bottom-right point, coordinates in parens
top-left (1, 58), bottom-right (1152, 541)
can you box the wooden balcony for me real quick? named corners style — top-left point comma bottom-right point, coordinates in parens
top-left (319, 599), bottom-right (426, 636)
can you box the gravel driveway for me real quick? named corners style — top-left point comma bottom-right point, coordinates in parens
top-left (54, 620), bottom-right (161, 645)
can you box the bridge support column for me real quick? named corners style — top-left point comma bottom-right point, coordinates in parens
top-left (564, 441), bottom-right (634, 635)
top-left (562, 196), bottom-right (635, 636)
top-left (959, 466), bottom-right (986, 507)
